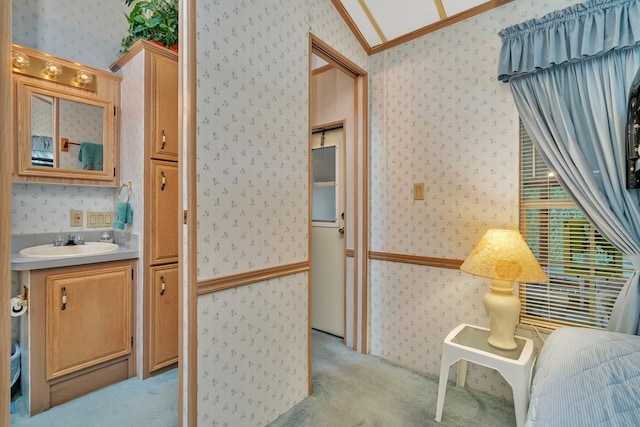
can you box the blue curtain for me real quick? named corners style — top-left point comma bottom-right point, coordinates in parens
top-left (498, 0), bottom-right (640, 334)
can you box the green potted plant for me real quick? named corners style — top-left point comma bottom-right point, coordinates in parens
top-left (120, 0), bottom-right (178, 54)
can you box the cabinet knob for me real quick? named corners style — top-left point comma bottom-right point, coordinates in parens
top-left (160, 171), bottom-right (166, 191)
top-left (61, 287), bottom-right (67, 310)
top-left (161, 130), bottom-right (167, 150)
top-left (160, 275), bottom-right (166, 296)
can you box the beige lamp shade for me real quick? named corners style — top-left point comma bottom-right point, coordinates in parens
top-left (461, 229), bottom-right (548, 349)
top-left (460, 229), bottom-right (548, 283)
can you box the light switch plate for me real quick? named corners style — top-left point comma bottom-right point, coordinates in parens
top-left (87, 211), bottom-right (114, 228)
top-left (413, 183), bottom-right (425, 201)
top-left (70, 210), bottom-right (83, 227)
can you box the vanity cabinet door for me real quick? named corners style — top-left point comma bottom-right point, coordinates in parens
top-left (149, 264), bottom-right (179, 371)
top-left (45, 264), bottom-right (132, 380)
top-left (151, 53), bottom-right (178, 160)
top-left (151, 160), bottom-right (179, 264)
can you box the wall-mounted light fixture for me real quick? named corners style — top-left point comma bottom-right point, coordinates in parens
top-left (11, 45), bottom-right (97, 92)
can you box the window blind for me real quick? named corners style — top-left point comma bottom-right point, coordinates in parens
top-left (518, 121), bottom-right (631, 330)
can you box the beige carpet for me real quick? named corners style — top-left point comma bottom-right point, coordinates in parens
top-left (10, 331), bottom-right (516, 426)
top-left (269, 330), bottom-right (516, 427)
top-left (10, 368), bottom-right (178, 427)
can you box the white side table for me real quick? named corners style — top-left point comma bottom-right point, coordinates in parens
top-left (435, 323), bottom-right (534, 427)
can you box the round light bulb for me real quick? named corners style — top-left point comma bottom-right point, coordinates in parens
top-left (12, 51), bottom-right (30, 69)
top-left (43, 61), bottom-right (63, 77)
top-left (75, 69), bottom-right (93, 85)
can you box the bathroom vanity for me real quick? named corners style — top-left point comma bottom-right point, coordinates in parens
top-left (9, 43), bottom-right (144, 416)
top-left (11, 234), bottom-right (139, 415)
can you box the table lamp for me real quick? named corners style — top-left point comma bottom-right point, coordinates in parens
top-left (460, 229), bottom-right (548, 350)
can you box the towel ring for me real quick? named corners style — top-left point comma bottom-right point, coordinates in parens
top-left (118, 182), bottom-right (132, 202)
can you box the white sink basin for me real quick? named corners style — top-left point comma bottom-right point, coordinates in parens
top-left (19, 242), bottom-right (119, 258)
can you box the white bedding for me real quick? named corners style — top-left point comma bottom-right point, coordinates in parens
top-left (527, 327), bottom-right (640, 426)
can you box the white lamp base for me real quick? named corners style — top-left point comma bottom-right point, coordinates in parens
top-left (482, 279), bottom-right (520, 350)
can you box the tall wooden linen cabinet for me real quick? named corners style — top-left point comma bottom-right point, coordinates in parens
top-left (111, 40), bottom-right (179, 378)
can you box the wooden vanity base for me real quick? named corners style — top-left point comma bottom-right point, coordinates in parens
top-left (49, 356), bottom-right (131, 407)
top-left (25, 259), bottom-right (137, 415)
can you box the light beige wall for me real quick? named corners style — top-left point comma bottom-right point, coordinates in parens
top-left (368, 0), bottom-right (580, 400)
top-left (117, 51), bottom-right (147, 376)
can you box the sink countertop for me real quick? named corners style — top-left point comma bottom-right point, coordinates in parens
top-left (11, 231), bottom-right (139, 271)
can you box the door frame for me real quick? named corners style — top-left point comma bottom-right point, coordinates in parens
top-left (1, 3), bottom-right (12, 425)
top-left (308, 33), bottom-right (369, 376)
top-left (180, 0), bottom-right (197, 425)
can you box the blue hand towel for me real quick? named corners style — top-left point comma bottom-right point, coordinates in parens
top-left (113, 201), bottom-right (133, 230)
top-left (78, 142), bottom-right (104, 171)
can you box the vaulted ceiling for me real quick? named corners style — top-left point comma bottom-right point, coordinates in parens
top-left (332, 0), bottom-right (514, 55)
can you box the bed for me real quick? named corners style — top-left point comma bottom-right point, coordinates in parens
top-left (526, 327), bottom-right (640, 426)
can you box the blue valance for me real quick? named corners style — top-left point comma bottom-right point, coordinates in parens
top-left (498, 0), bottom-right (640, 82)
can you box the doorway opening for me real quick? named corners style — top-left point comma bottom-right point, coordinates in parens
top-left (309, 34), bottom-right (368, 362)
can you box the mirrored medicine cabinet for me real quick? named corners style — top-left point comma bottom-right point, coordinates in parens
top-left (12, 44), bottom-right (122, 186)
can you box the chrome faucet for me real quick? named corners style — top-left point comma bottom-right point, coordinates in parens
top-left (53, 234), bottom-right (85, 246)
top-left (67, 234), bottom-right (85, 245)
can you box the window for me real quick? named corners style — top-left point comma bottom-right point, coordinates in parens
top-left (311, 145), bottom-right (338, 225)
top-left (519, 121), bottom-right (631, 329)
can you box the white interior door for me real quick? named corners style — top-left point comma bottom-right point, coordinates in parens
top-left (311, 128), bottom-right (345, 337)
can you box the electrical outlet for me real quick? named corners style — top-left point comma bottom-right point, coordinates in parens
top-left (70, 210), bottom-right (83, 227)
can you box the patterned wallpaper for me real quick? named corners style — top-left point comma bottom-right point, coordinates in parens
top-left (11, 183), bottom-right (116, 234)
top-left (368, 0), bottom-right (580, 400)
top-left (369, 35), bottom-right (518, 259)
top-left (197, 276), bottom-right (308, 426)
top-left (12, 0), bottom-right (128, 70)
top-left (117, 50), bottom-right (147, 375)
top-left (195, 0), bottom-right (366, 424)
top-left (117, 52), bottom-right (145, 243)
top-left (193, 0), bottom-right (368, 278)
top-left (195, 1), bottom-right (307, 278)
